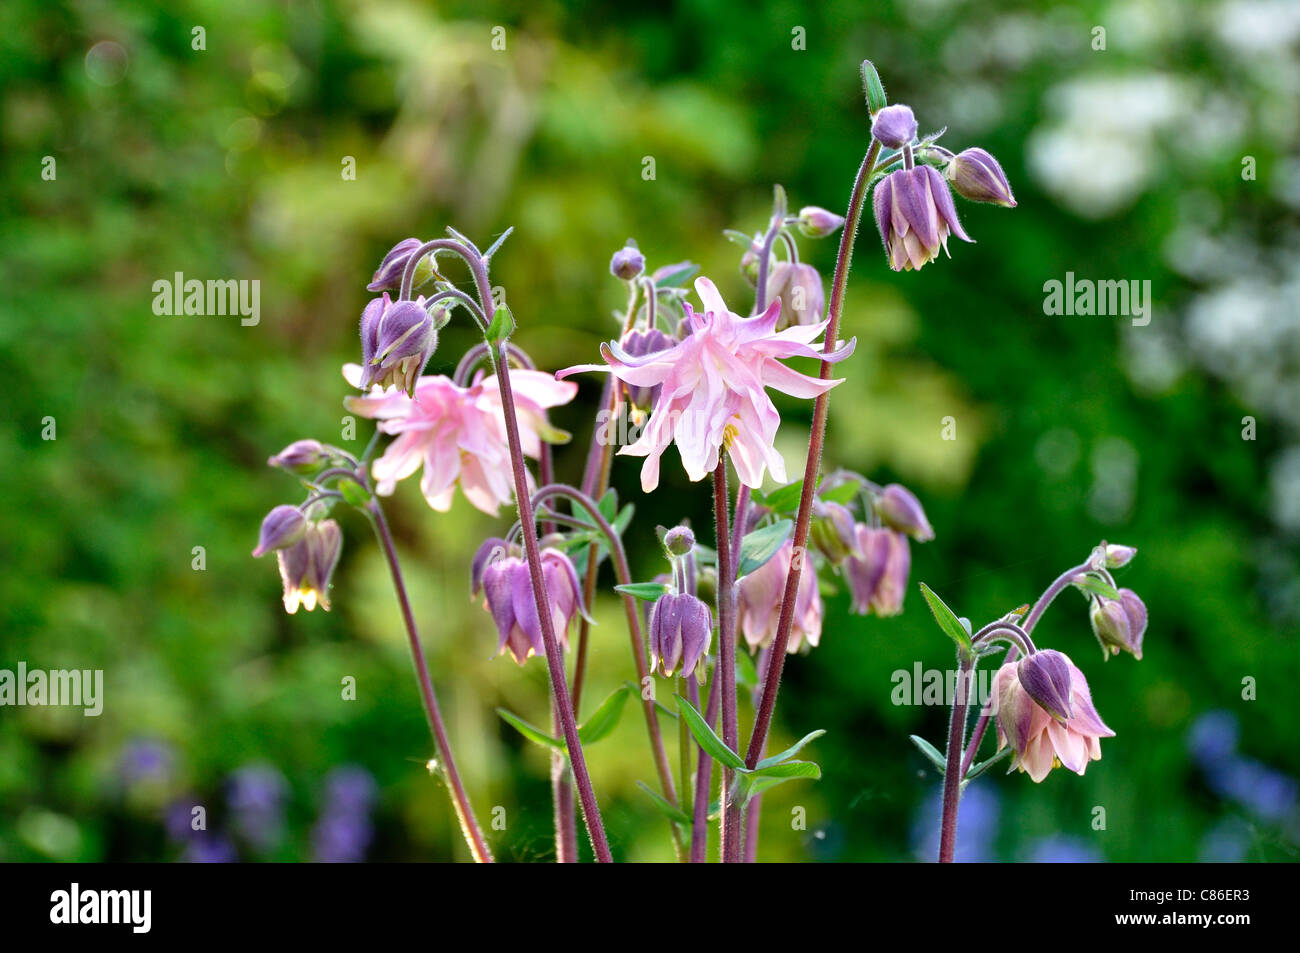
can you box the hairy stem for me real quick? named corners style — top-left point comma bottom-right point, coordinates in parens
top-left (713, 462), bottom-right (742, 862)
top-left (368, 501), bottom-right (493, 863)
top-left (938, 653), bottom-right (975, 863)
top-left (745, 139), bottom-right (881, 768)
top-left (531, 483), bottom-right (683, 858)
top-left (689, 671), bottom-right (719, 862)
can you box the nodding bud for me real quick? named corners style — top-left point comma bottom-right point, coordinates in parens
top-left (253, 505), bottom-right (308, 557)
top-left (277, 519), bottom-right (342, 614)
top-left (359, 294), bottom-right (438, 396)
top-left (610, 240), bottom-right (646, 281)
top-left (267, 439), bottom-right (329, 475)
top-left (874, 166), bottom-right (973, 272)
top-left (1090, 589), bottom-right (1147, 660)
top-left (810, 500), bottom-right (858, 565)
top-left (765, 261), bottom-right (825, 330)
top-left (480, 549), bottom-right (584, 665)
top-left (367, 238), bottom-right (433, 292)
top-left (663, 525), bottom-right (696, 558)
top-left (1017, 650), bottom-right (1074, 723)
top-left (796, 206), bottom-right (846, 239)
top-left (845, 526), bottom-right (910, 617)
top-left (873, 484), bottom-right (935, 542)
top-left (945, 148), bottom-right (1016, 207)
top-left (870, 104), bottom-right (918, 150)
top-left (617, 327), bottom-right (674, 419)
top-left (1103, 543), bottom-right (1138, 568)
top-left (470, 537), bottom-right (511, 597)
top-left (648, 592), bottom-right (712, 677)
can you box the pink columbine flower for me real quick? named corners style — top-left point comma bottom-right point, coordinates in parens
top-left (986, 655), bottom-right (1115, 783)
top-left (342, 364), bottom-right (576, 516)
top-left (737, 539), bottom-right (823, 654)
top-left (558, 277), bottom-right (854, 491)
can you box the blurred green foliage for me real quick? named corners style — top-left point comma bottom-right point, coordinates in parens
top-left (1, 0), bottom-right (1297, 862)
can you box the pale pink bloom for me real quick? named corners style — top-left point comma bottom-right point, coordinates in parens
top-left (342, 364), bottom-right (576, 516)
top-left (558, 277), bottom-right (854, 491)
top-left (986, 658), bottom-right (1115, 783)
top-left (737, 540), bottom-right (822, 654)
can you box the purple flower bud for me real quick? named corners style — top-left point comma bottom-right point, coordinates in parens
top-left (649, 592), bottom-right (712, 677)
top-left (277, 519), bottom-right (341, 613)
top-left (253, 505), bottom-right (307, 557)
top-left (1017, 650), bottom-right (1074, 723)
top-left (765, 261), bottom-right (825, 331)
top-left (873, 166), bottom-right (973, 272)
top-left (871, 104), bottom-right (918, 149)
top-left (796, 206), bottom-right (845, 239)
top-left (663, 525), bottom-right (695, 557)
top-left (945, 148), bottom-right (1016, 207)
top-left (617, 327), bottom-right (674, 418)
top-left (367, 237), bottom-right (431, 292)
top-left (365, 297), bottom-right (438, 396)
top-left (305, 520), bottom-right (342, 605)
top-left (1104, 543), bottom-right (1138, 568)
top-left (470, 537), bottom-right (510, 597)
top-left (610, 241), bottom-right (646, 281)
top-left (480, 549), bottom-right (584, 664)
top-left (1090, 589), bottom-right (1146, 660)
top-left (810, 499), bottom-right (858, 565)
top-left (874, 483), bottom-right (935, 542)
top-left (845, 527), bottom-right (910, 617)
top-left (267, 439), bottom-right (330, 475)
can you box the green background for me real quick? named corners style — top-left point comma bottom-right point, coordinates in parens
top-left (2, 0), bottom-right (1297, 862)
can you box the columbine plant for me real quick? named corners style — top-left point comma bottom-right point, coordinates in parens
top-left (250, 61), bottom-right (1128, 863)
top-left (911, 542), bottom-right (1145, 862)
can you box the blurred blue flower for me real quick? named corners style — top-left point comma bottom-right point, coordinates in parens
top-left (1025, 834), bottom-right (1102, 863)
top-left (184, 834), bottom-right (238, 864)
top-left (1187, 710), bottom-right (1239, 765)
top-left (312, 765), bottom-right (377, 863)
top-left (912, 783), bottom-right (1000, 862)
top-left (118, 738), bottom-right (174, 786)
top-left (1198, 817), bottom-right (1253, 862)
top-left (227, 764), bottom-right (287, 852)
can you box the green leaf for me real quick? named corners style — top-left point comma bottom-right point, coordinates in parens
top-left (757, 729), bottom-right (826, 770)
top-left (614, 581), bottom-right (671, 602)
top-left (577, 685), bottom-right (630, 745)
top-left (861, 60), bottom-right (888, 115)
top-left (597, 488), bottom-right (618, 523)
top-left (1074, 573), bottom-right (1120, 601)
top-left (653, 263), bottom-right (699, 289)
top-left (336, 478), bottom-right (371, 506)
top-left (918, 583), bottom-right (974, 656)
top-left (964, 745), bottom-right (1013, 783)
top-left (612, 502), bottom-right (634, 536)
top-left (909, 734), bottom-right (948, 775)
top-left (675, 694), bottom-right (746, 771)
top-left (756, 478), bottom-right (814, 514)
top-left (733, 760), bottom-right (821, 806)
top-left (817, 479), bottom-right (861, 506)
top-left (496, 708), bottom-right (562, 750)
top-left (736, 519), bottom-right (794, 577)
top-left (636, 781), bottom-right (691, 825)
top-left (485, 304), bottom-right (515, 344)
